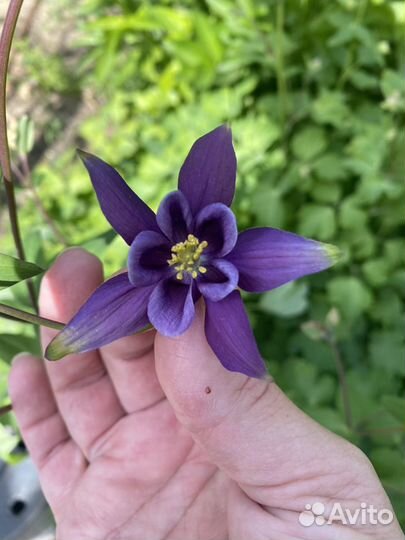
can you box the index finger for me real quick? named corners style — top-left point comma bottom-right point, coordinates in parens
top-left (40, 248), bottom-right (125, 459)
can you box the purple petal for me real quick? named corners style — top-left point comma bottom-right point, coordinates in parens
top-left (227, 227), bottom-right (342, 292)
top-left (197, 259), bottom-right (238, 301)
top-left (128, 230), bottom-right (172, 287)
top-left (205, 291), bottom-right (266, 378)
top-left (148, 279), bottom-right (195, 337)
top-left (178, 125), bottom-right (237, 215)
top-left (194, 203), bottom-right (237, 257)
top-left (156, 191), bottom-right (193, 243)
top-left (45, 273), bottom-right (152, 360)
top-left (78, 150), bottom-right (158, 245)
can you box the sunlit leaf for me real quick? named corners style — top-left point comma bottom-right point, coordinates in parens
top-left (259, 282), bottom-right (309, 318)
top-left (0, 253), bottom-right (43, 290)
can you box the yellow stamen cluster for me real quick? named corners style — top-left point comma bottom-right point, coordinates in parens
top-left (168, 234), bottom-right (208, 280)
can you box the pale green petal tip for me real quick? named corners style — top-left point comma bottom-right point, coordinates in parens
top-left (323, 243), bottom-right (343, 265)
top-left (45, 335), bottom-right (74, 361)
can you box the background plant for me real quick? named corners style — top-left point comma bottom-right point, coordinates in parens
top-left (0, 0), bottom-right (404, 527)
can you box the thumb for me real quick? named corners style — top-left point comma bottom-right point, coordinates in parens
top-left (155, 302), bottom-right (366, 506)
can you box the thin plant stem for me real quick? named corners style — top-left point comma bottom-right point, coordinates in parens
top-left (328, 335), bottom-right (353, 431)
top-left (0, 0), bottom-right (38, 312)
top-left (0, 303), bottom-right (64, 331)
top-left (0, 310), bottom-right (30, 323)
top-left (337, 0), bottom-right (368, 89)
top-left (275, 0), bottom-right (288, 141)
top-left (20, 155), bottom-right (69, 245)
top-left (0, 403), bottom-right (12, 417)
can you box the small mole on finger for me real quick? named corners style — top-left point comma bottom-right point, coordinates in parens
top-left (205, 386), bottom-right (212, 394)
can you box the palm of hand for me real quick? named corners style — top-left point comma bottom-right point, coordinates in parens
top-left (56, 397), bottom-right (227, 540)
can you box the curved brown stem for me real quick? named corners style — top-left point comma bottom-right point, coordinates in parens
top-left (0, 0), bottom-right (38, 312)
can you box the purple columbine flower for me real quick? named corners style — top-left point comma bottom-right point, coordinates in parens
top-left (46, 126), bottom-right (340, 378)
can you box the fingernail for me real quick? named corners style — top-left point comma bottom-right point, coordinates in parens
top-left (12, 352), bottom-right (33, 366)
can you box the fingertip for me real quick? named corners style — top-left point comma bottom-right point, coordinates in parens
top-left (39, 248), bottom-right (104, 354)
top-left (40, 247), bottom-right (103, 321)
top-left (9, 353), bottom-right (42, 403)
top-left (11, 352), bottom-right (35, 368)
top-left (43, 247), bottom-right (102, 287)
top-left (10, 352), bottom-right (38, 380)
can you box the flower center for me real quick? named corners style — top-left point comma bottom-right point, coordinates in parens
top-left (168, 234), bottom-right (208, 280)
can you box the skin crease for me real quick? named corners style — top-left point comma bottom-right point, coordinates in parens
top-left (8, 249), bottom-right (404, 540)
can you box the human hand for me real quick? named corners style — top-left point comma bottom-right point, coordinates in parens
top-left (9, 249), bottom-right (403, 540)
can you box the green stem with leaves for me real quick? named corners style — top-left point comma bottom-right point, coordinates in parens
top-left (0, 0), bottom-right (38, 312)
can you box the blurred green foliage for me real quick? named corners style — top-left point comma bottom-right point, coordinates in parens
top-left (0, 0), bottom-right (404, 526)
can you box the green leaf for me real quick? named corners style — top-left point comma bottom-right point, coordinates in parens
top-left (81, 229), bottom-right (117, 256)
top-left (312, 90), bottom-right (349, 128)
top-left (251, 188), bottom-right (285, 228)
top-left (327, 277), bottom-right (373, 320)
top-left (0, 424), bottom-right (19, 463)
top-left (0, 334), bottom-right (40, 364)
top-left (349, 70), bottom-right (379, 90)
top-left (371, 289), bottom-right (403, 326)
top-left (384, 239), bottom-right (405, 269)
top-left (362, 259), bottom-right (390, 287)
top-left (291, 126), bottom-right (327, 161)
top-left (370, 447), bottom-right (405, 492)
top-left (381, 396), bottom-right (405, 427)
top-left (298, 204), bottom-right (336, 240)
top-left (369, 331), bottom-right (405, 376)
top-left (339, 200), bottom-right (368, 230)
top-left (313, 153), bottom-right (347, 182)
top-left (259, 282), bottom-right (309, 318)
top-left (381, 69), bottom-right (405, 97)
top-left (345, 125), bottom-right (388, 176)
top-left (17, 114), bottom-right (35, 156)
top-left (312, 182), bottom-right (342, 204)
top-left (194, 13), bottom-right (223, 65)
top-left (0, 253), bottom-right (43, 289)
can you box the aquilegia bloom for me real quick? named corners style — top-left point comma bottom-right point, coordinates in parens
top-left (46, 126), bottom-right (340, 378)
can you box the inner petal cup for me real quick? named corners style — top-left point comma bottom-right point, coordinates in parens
top-left (156, 191), bottom-right (193, 243)
top-left (194, 203), bottom-right (238, 258)
top-left (197, 259), bottom-right (239, 302)
top-left (147, 279), bottom-right (195, 337)
top-left (128, 230), bottom-right (172, 287)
